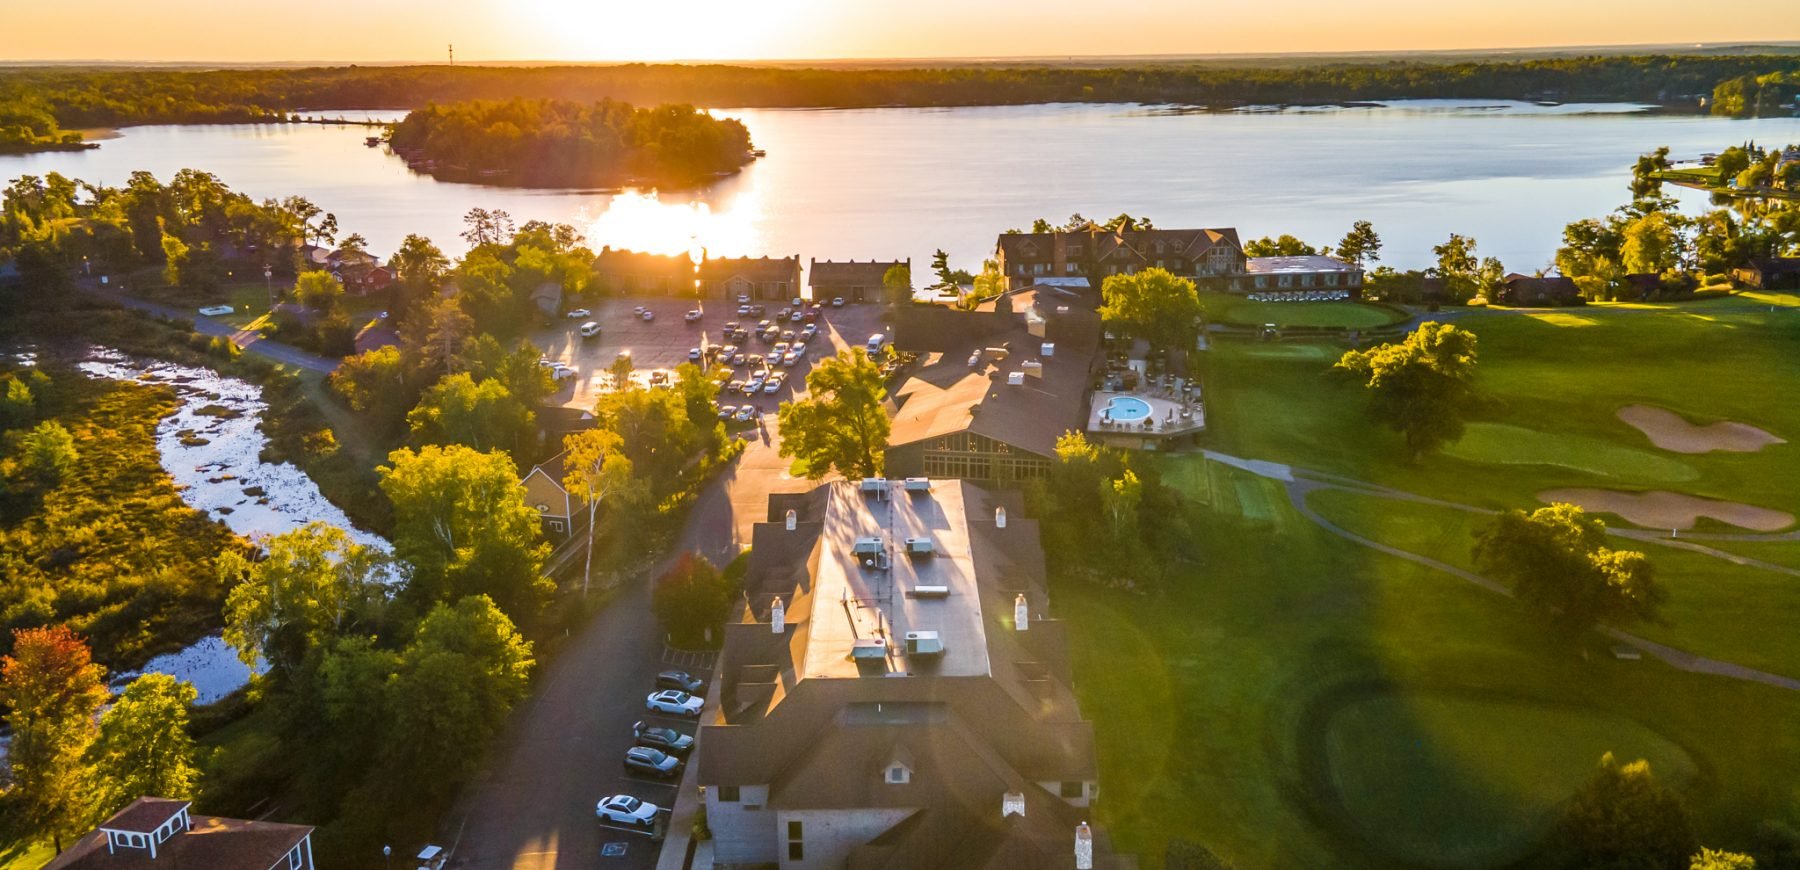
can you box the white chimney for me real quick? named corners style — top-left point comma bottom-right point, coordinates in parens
top-left (771, 597), bottom-right (785, 634)
top-left (1014, 594), bottom-right (1029, 631)
top-left (995, 506), bottom-right (1007, 528)
top-left (785, 509), bottom-right (797, 531)
top-left (1002, 791), bottom-right (1026, 818)
top-left (1075, 822), bottom-right (1093, 869)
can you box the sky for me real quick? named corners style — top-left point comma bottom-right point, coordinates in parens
top-left (3, 0), bottom-right (1798, 63)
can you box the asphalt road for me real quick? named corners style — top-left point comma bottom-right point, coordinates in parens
top-left (83, 285), bottom-right (344, 374)
top-left (448, 300), bottom-right (883, 870)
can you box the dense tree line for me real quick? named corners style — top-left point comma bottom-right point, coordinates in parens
top-left (389, 98), bottom-right (754, 187)
top-left (2, 52), bottom-right (1797, 151)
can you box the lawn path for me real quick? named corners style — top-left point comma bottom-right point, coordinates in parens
top-left (1206, 451), bottom-right (1800, 693)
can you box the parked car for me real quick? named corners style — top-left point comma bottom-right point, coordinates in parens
top-left (726, 380), bottom-right (745, 395)
top-left (729, 352), bottom-right (747, 366)
top-left (566, 308), bottom-right (592, 319)
top-left (688, 348), bottom-right (703, 361)
top-left (791, 296), bottom-right (804, 307)
top-left (633, 306), bottom-right (648, 316)
top-left (717, 404), bottom-right (738, 420)
top-left (780, 329), bottom-right (796, 342)
top-left (197, 305), bottom-right (234, 317)
top-left (550, 364), bottom-right (577, 382)
top-left (772, 341), bottom-right (789, 357)
top-left (737, 304), bottom-right (752, 317)
top-left (743, 375), bottom-right (766, 394)
top-left (640, 309), bottom-right (655, 322)
top-left (633, 721), bottom-right (695, 756)
top-left (722, 321), bottom-right (739, 337)
top-left (645, 690), bottom-right (702, 717)
top-left (782, 348), bottom-right (803, 366)
top-left (831, 297), bottom-right (846, 307)
top-left (685, 309), bottom-right (703, 323)
top-left (655, 670), bottom-right (705, 693)
top-left (595, 794), bottom-right (660, 829)
top-left (763, 373), bottom-right (785, 394)
top-left (747, 353), bottom-right (766, 368)
top-left (761, 327), bottom-right (780, 343)
top-left (749, 304), bottom-right (766, 317)
top-left (733, 405), bottom-right (758, 423)
top-left (737, 293), bottom-right (750, 304)
top-left (623, 746), bottom-right (683, 779)
top-left (801, 324), bottom-right (819, 341)
top-left (580, 322), bottom-right (602, 339)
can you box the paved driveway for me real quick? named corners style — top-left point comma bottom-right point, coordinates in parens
top-left (449, 301), bottom-right (881, 870)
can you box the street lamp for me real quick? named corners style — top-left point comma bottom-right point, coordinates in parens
top-left (382, 845), bottom-right (391, 869)
top-left (264, 265), bottom-right (274, 311)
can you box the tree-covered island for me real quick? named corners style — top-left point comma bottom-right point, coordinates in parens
top-left (385, 98), bottom-right (756, 188)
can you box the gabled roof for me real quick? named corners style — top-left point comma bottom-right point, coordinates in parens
top-left (699, 255), bottom-right (800, 283)
top-left (811, 259), bottom-right (907, 287)
top-left (887, 301), bottom-right (1100, 459)
top-left (593, 247), bottom-right (694, 275)
top-left (98, 798), bottom-right (188, 834)
top-left (46, 803), bottom-right (312, 870)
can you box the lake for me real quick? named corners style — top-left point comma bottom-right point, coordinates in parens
top-left (6, 101), bottom-right (1799, 274)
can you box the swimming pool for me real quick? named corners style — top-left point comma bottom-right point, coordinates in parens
top-left (1103, 396), bottom-right (1153, 423)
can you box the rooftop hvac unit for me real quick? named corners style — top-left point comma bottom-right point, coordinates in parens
top-left (853, 537), bottom-right (883, 555)
top-left (851, 638), bottom-right (887, 660)
top-left (1007, 372), bottom-right (1026, 386)
top-left (984, 346), bottom-right (1010, 360)
top-left (910, 585), bottom-right (950, 599)
top-left (903, 631), bottom-right (944, 657)
top-left (860, 477), bottom-right (889, 493)
top-left (903, 477), bottom-right (931, 492)
top-left (1041, 342), bottom-right (1056, 357)
top-left (905, 537), bottom-right (934, 555)
top-left (1020, 360), bottom-right (1044, 379)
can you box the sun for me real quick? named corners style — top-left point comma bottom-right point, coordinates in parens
top-left (526, 0), bottom-right (809, 61)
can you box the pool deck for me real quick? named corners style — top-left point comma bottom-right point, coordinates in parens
top-left (1087, 388), bottom-right (1205, 437)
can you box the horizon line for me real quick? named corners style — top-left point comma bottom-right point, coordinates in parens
top-left (4, 39), bottom-right (1800, 69)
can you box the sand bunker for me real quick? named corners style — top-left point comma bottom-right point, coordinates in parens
top-left (1539, 488), bottom-right (1795, 532)
top-left (1617, 405), bottom-right (1784, 454)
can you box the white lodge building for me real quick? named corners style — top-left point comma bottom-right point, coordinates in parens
top-left (698, 479), bottom-right (1127, 869)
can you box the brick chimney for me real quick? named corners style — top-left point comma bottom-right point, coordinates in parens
top-left (995, 506), bottom-right (1007, 529)
top-left (771, 597), bottom-right (785, 634)
top-left (785, 509), bottom-right (797, 531)
top-left (1075, 821), bottom-right (1093, 869)
top-left (1014, 594), bottom-right (1029, 632)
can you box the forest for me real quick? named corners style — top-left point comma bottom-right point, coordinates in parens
top-left (387, 98), bottom-right (755, 187)
top-left (2, 51), bottom-right (1799, 152)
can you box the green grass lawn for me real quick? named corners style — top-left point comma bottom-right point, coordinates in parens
top-left (1442, 421), bottom-right (1699, 483)
top-left (1206, 299), bottom-right (1409, 329)
top-left (1063, 465), bottom-right (1800, 869)
top-left (1196, 298), bottom-right (1800, 518)
top-left (1325, 690), bottom-right (1696, 867)
top-left (1305, 488), bottom-right (1800, 680)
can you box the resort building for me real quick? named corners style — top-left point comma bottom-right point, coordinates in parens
top-left (1491, 273), bottom-right (1582, 306)
top-left (45, 797), bottom-right (315, 870)
top-left (593, 247), bottom-right (697, 296)
top-left (886, 287), bottom-right (1100, 484)
top-left (1240, 255), bottom-right (1363, 300)
top-left (700, 255), bottom-right (802, 301)
top-left (698, 480), bottom-right (1126, 869)
top-left (809, 258), bottom-right (908, 303)
top-left (1733, 257), bottom-right (1800, 291)
top-left (995, 227), bottom-right (1245, 291)
top-left (993, 228), bottom-right (1363, 299)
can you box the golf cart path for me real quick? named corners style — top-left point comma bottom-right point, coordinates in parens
top-left (1207, 451), bottom-right (1800, 693)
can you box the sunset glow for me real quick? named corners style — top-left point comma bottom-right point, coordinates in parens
top-left (3, 0), bottom-right (1797, 63)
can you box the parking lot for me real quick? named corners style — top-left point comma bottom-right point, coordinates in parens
top-left (533, 296), bottom-right (887, 417)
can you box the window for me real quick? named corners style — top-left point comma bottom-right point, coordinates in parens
top-left (886, 764), bottom-right (910, 784)
top-left (1061, 781), bottom-right (1086, 798)
top-left (787, 819), bottom-right (805, 860)
top-left (287, 844), bottom-right (306, 870)
top-left (717, 785), bottom-right (740, 802)
top-left (1254, 276), bottom-right (1268, 289)
top-left (1067, 244), bottom-right (1083, 256)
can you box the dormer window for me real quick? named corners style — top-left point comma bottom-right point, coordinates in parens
top-left (886, 763), bottom-right (911, 784)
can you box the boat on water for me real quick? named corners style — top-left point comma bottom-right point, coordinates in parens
top-left (364, 136), bottom-right (382, 147)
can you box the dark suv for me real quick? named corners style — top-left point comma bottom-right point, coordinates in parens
top-left (655, 670), bottom-right (705, 694)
